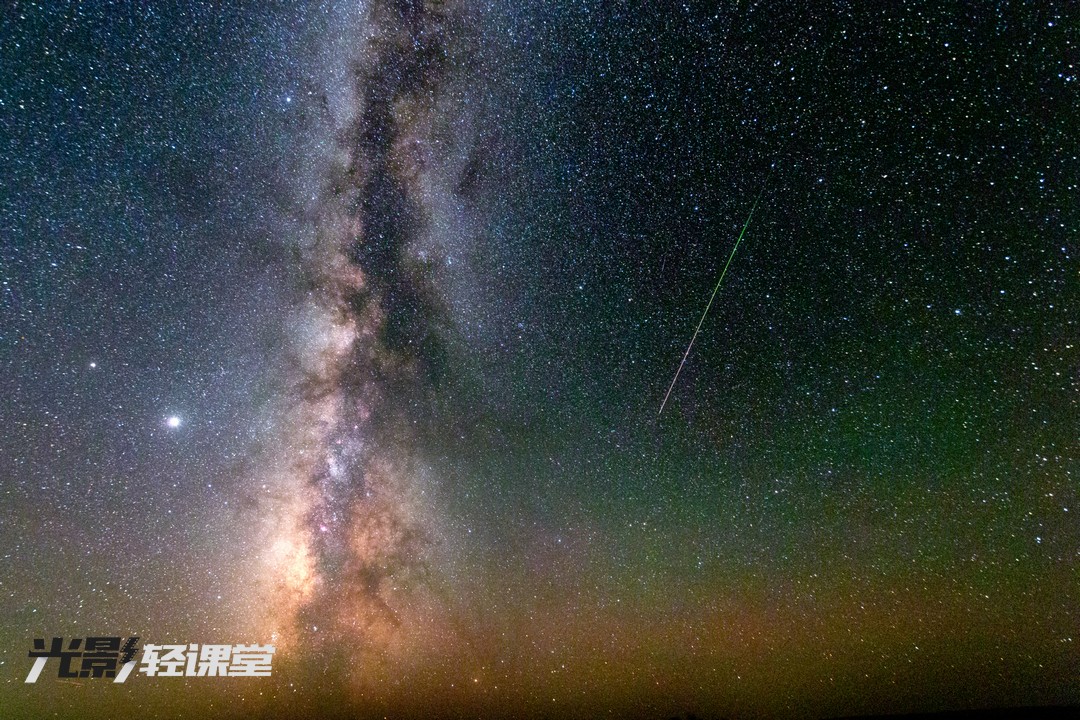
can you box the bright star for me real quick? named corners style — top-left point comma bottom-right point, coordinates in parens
top-left (166, 415), bottom-right (182, 429)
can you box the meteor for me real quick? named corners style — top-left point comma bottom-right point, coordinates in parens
top-left (658, 183), bottom-right (768, 416)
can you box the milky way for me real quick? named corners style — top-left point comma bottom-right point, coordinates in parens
top-left (3, 2), bottom-right (1077, 719)
top-left (253, 1), bottom-right (504, 693)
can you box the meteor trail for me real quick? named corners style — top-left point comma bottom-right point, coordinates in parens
top-left (658, 183), bottom-right (768, 416)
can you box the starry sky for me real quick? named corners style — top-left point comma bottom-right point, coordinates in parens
top-left (1, 2), bottom-right (1077, 719)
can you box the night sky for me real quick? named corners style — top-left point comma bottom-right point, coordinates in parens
top-left (1, 2), bottom-right (1077, 719)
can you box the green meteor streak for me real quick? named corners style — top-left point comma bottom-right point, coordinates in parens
top-left (658, 185), bottom-right (766, 416)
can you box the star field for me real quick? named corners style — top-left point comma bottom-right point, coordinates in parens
top-left (1, 2), bottom-right (1077, 719)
